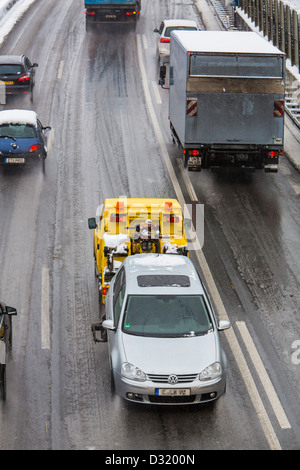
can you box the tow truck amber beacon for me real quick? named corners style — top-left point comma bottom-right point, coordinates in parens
top-left (88, 197), bottom-right (189, 304)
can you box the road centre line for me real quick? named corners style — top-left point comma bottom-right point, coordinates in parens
top-left (41, 266), bottom-right (50, 350)
top-left (136, 33), bottom-right (284, 450)
top-left (236, 321), bottom-right (291, 429)
top-left (57, 60), bottom-right (64, 80)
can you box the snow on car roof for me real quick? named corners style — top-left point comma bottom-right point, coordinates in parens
top-left (125, 254), bottom-right (202, 294)
top-left (171, 31), bottom-right (284, 55)
top-left (0, 109), bottom-right (37, 126)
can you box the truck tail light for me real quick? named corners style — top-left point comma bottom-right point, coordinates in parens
top-left (110, 214), bottom-right (125, 223)
top-left (267, 150), bottom-right (279, 157)
top-left (160, 38), bottom-right (170, 43)
top-left (164, 214), bottom-right (180, 223)
top-left (102, 286), bottom-right (109, 296)
top-left (185, 149), bottom-right (201, 156)
top-left (126, 11), bottom-right (136, 16)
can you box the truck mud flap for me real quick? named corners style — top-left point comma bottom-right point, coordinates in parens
top-left (91, 323), bottom-right (107, 343)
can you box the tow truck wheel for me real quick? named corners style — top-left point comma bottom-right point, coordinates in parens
top-left (0, 364), bottom-right (6, 401)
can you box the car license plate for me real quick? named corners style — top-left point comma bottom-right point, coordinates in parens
top-left (3, 81), bottom-right (13, 85)
top-left (106, 15), bottom-right (116, 18)
top-left (155, 388), bottom-right (190, 396)
top-left (5, 157), bottom-right (25, 163)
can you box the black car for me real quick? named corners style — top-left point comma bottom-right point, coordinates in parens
top-left (0, 55), bottom-right (38, 102)
top-left (0, 302), bottom-right (17, 401)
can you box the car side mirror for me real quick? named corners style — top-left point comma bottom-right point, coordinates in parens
top-left (32, 63), bottom-right (38, 68)
top-left (153, 28), bottom-right (159, 33)
top-left (42, 126), bottom-right (51, 132)
top-left (5, 306), bottom-right (17, 316)
top-left (218, 320), bottom-right (231, 331)
top-left (88, 217), bottom-right (97, 229)
top-left (102, 319), bottom-right (115, 330)
top-left (159, 65), bottom-right (166, 87)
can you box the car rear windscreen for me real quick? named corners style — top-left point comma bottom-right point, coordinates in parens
top-left (0, 65), bottom-right (23, 75)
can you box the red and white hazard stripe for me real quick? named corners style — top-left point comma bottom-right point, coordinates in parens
top-left (273, 100), bottom-right (284, 117)
top-left (187, 98), bottom-right (198, 117)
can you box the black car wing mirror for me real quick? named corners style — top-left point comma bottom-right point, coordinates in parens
top-left (5, 306), bottom-right (17, 316)
top-left (159, 65), bottom-right (166, 86)
top-left (88, 217), bottom-right (97, 229)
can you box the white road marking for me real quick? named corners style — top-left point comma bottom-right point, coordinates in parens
top-left (280, 163), bottom-right (300, 195)
top-left (142, 34), bottom-right (148, 50)
top-left (236, 321), bottom-right (291, 429)
top-left (47, 127), bottom-right (54, 155)
top-left (70, 22), bottom-right (76, 34)
top-left (151, 81), bottom-right (162, 105)
top-left (41, 266), bottom-right (50, 350)
top-left (177, 158), bottom-right (198, 201)
top-left (137, 33), bottom-right (286, 450)
top-left (57, 60), bottom-right (64, 80)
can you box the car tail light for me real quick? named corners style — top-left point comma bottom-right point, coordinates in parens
top-left (267, 150), bottom-right (279, 157)
top-left (160, 38), bottom-right (170, 43)
top-left (29, 144), bottom-right (39, 153)
top-left (126, 11), bottom-right (136, 16)
top-left (18, 74), bottom-right (30, 82)
top-left (85, 11), bottom-right (95, 15)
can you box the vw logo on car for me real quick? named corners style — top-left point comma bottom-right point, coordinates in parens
top-left (168, 374), bottom-right (178, 384)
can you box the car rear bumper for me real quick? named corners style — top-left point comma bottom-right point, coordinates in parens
top-left (0, 84), bottom-right (32, 95)
top-left (85, 8), bottom-right (138, 23)
top-left (0, 153), bottom-right (44, 165)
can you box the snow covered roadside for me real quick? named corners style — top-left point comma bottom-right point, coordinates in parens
top-left (0, 0), bottom-right (37, 46)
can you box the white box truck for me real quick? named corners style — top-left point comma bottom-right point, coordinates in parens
top-left (162, 31), bottom-right (285, 172)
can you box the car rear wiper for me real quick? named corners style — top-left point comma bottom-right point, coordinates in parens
top-left (0, 135), bottom-right (16, 141)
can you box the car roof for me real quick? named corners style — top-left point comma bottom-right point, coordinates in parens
top-left (0, 109), bottom-right (37, 126)
top-left (162, 19), bottom-right (198, 28)
top-left (123, 254), bottom-right (204, 295)
top-left (0, 55), bottom-right (25, 64)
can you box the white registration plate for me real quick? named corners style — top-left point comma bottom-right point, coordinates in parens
top-left (106, 15), bottom-right (116, 18)
top-left (155, 388), bottom-right (191, 396)
top-left (5, 157), bottom-right (25, 164)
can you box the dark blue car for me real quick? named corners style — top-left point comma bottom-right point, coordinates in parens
top-left (0, 109), bottom-right (51, 171)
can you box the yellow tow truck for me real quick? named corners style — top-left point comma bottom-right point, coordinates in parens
top-left (88, 198), bottom-right (189, 304)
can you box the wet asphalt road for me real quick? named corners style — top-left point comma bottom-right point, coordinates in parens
top-left (0, 0), bottom-right (300, 450)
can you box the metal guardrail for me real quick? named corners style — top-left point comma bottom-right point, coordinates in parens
top-left (238, 0), bottom-right (299, 71)
top-left (206, 0), bottom-right (300, 128)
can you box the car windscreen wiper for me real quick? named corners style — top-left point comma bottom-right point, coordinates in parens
top-left (0, 135), bottom-right (16, 141)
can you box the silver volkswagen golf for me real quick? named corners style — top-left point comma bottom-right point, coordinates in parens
top-left (102, 254), bottom-right (230, 405)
